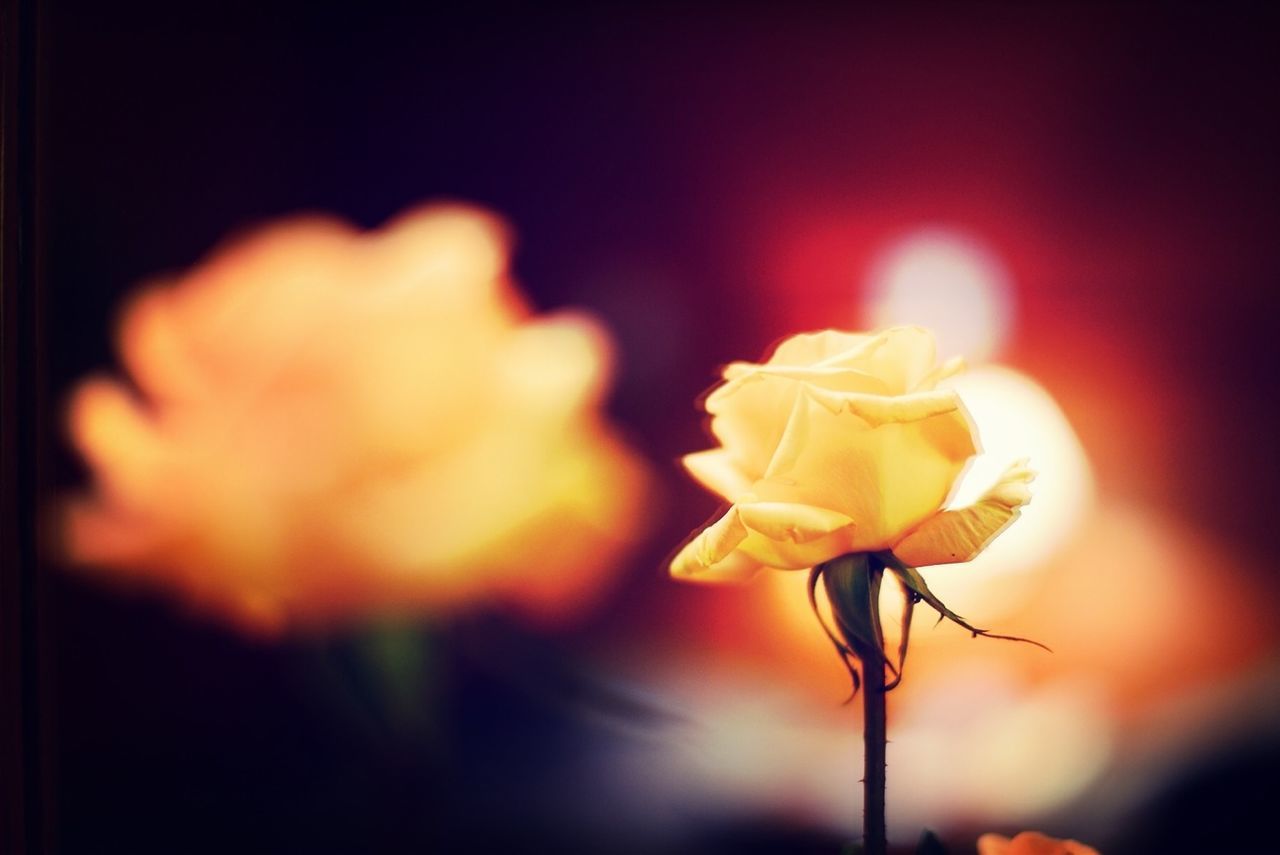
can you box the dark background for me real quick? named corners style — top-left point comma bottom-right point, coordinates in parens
top-left (5, 2), bottom-right (1280, 853)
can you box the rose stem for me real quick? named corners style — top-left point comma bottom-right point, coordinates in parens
top-left (862, 646), bottom-right (888, 855)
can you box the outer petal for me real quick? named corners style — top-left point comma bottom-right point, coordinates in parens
top-left (118, 286), bottom-right (209, 404)
top-left (669, 507), bottom-right (758, 582)
top-left (682, 448), bottom-right (753, 501)
top-left (670, 507), bottom-right (749, 573)
top-left (68, 379), bottom-right (166, 506)
top-left (669, 540), bottom-right (765, 583)
top-left (704, 372), bottom-right (800, 479)
top-left (736, 502), bottom-right (854, 544)
top-left (733, 501), bottom-right (858, 570)
top-left (891, 459), bottom-right (1035, 566)
top-left (670, 499), bottom-right (858, 579)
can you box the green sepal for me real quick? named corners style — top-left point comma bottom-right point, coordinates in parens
top-left (876, 550), bottom-right (1051, 652)
top-left (820, 552), bottom-right (886, 661)
top-left (876, 550), bottom-right (972, 629)
top-left (808, 565), bottom-right (862, 699)
top-left (884, 572), bottom-right (916, 691)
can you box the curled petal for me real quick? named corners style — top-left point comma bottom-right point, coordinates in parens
top-left (891, 459), bottom-right (1035, 566)
top-left (672, 508), bottom-right (749, 573)
top-left (669, 508), bottom-right (761, 583)
top-left (733, 501), bottom-right (859, 570)
top-left (669, 500), bottom-right (856, 581)
top-left (669, 543), bottom-right (764, 584)
top-left (681, 449), bottom-right (754, 502)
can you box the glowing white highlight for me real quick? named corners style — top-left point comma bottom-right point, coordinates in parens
top-left (866, 230), bottom-right (1014, 362)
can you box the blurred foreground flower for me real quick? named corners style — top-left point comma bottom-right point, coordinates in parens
top-left (64, 204), bottom-right (648, 634)
top-left (977, 831), bottom-right (1100, 855)
top-left (671, 327), bottom-right (1031, 582)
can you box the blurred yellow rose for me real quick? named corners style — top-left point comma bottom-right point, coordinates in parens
top-left (64, 204), bottom-right (648, 633)
top-left (671, 327), bottom-right (1032, 581)
top-left (977, 831), bottom-right (1100, 855)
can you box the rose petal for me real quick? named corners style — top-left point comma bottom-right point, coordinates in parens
top-left (669, 538), bottom-right (765, 583)
top-left (842, 326), bottom-right (938, 393)
top-left (761, 390), bottom-right (812, 479)
top-left (669, 508), bottom-right (758, 582)
top-left (682, 449), bottom-right (754, 501)
top-left (891, 459), bottom-right (1035, 566)
top-left (118, 286), bottom-right (209, 404)
top-left (668, 499), bottom-right (858, 578)
top-left (704, 372), bottom-right (801, 479)
top-left (63, 499), bottom-right (158, 568)
top-left (802, 386), bottom-right (966, 425)
top-left (754, 392), bottom-right (976, 551)
top-left (723, 363), bottom-right (891, 395)
top-left (733, 526), bottom-right (860, 570)
top-left (736, 501), bottom-right (855, 543)
top-left (68, 379), bottom-right (166, 505)
top-left (914, 354), bottom-right (966, 392)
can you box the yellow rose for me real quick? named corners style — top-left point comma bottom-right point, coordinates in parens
top-left (64, 204), bottom-right (648, 633)
top-left (977, 831), bottom-right (1101, 855)
top-left (671, 327), bottom-right (1033, 581)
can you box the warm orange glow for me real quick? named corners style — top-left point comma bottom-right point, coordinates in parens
top-left (698, 497), bottom-right (1274, 832)
top-left (891, 666), bottom-right (1112, 825)
top-left (635, 660), bottom-right (1111, 844)
top-left (64, 204), bottom-right (650, 634)
top-left (865, 229), bottom-right (1014, 362)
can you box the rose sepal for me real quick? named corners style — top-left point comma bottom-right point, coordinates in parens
top-left (876, 550), bottom-right (1051, 653)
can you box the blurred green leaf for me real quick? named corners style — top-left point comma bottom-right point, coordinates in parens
top-left (916, 828), bottom-right (949, 855)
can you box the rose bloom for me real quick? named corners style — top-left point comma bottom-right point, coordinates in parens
top-left (977, 831), bottom-right (1101, 855)
top-left (65, 204), bottom-right (648, 634)
top-left (671, 327), bottom-right (1032, 580)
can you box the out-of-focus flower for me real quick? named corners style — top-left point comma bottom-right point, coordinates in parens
top-left (977, 831), bottom-right (1100, 855)
top-left (670, 327), bottom-right (1031, 581)
top-left (64, 204), bottom-right (648, 634)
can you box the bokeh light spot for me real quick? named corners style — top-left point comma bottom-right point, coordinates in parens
top-left (865, 229), bottom-right (1014, 361)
